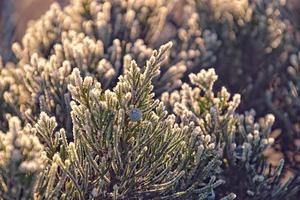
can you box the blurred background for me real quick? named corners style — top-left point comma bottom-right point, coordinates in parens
top-left (1, 0), bottom-right (299, 59)
top-left (0, 0), bottom-right (67, 62)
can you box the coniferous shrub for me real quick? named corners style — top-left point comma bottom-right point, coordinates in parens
top-left (184, 0), bottom-right (300, 175)
top-left (162, 68), bottom-right (300, 199)
top-left (0, 0), bottom-right (217, 134)
top-left (1, 43), bottom-right (234, 200)
top-left (266, 51), bottom-right (300, 173)
top-left (188, 0), bottom-right (287, 101)
top-left (0, 0), bottom-right (300, 199)
top-left (0, 116), bottom-right (47, 199)
top-left (0, 42), bottom-right (299, 199)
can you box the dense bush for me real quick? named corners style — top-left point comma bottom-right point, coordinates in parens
top-left (0, 0), bottom-right (218, 134)
top-left (184, 0), bottom-right (300, 175)
top-left (0, 0), bottom-right (300, 199)
top-left (1, 43), bottom-right (298, 199)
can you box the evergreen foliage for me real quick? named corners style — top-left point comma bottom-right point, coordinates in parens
top-left (0, 0), bottom-right (300, 199)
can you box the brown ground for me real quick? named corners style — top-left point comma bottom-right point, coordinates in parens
top-left (13, 0), bottom-right (67, 40)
